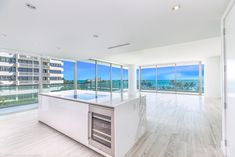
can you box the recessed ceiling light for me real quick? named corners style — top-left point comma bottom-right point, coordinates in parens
top-left (172, 5), bottom-right (181, 11)
top-left (93, 34), bottom-right (99, 38)
top-left (25, 3), bottom-right (36, 10)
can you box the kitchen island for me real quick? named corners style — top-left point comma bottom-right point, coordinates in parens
top-left (38, 90), bottom-right (146, 157)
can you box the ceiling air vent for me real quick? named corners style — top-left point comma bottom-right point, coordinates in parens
top-left (108, 43), bottom-right (130, 49)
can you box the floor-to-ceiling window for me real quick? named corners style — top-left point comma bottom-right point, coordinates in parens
top-left (77, 60), bottom-right (96, 91)
top-left (0, 52), bottom-right (127, 109)
top-left (43, 60), bottom-right (74, 92)
top-left (123, 66), bottom-right (128, 91)
top-left (137, 68), bottom-right (139, 90)
top-left (141, 66), bottom-right (157, 90)
top-left (97, 62), bottom-right (111, 92)
top-left (175, 63), bottom-right (200, 93)
top-left (139, 62), bottom-right (204, 94)
top-left (112, 64), bottom-right (121, 92)
top-left (157, 64), bottom-right (175, 92)
top-left (0, 53), bottom-right (39, 108)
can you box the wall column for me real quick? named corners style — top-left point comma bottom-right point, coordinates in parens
top-left (128, 64), bottom-right (137, 96)
top-left (204, 56), bottom-right (221, 98)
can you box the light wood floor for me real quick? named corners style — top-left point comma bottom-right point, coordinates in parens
top-left (0, 93), bottom-right (223, 157)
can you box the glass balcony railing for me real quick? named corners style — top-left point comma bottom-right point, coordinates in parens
top-left (0, 85), bottom-right (39, 108)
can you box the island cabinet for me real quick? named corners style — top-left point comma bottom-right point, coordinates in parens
top-left (38, 96), bottom-right (89, 146)
top-left (38, 92), bottom-right (146, 157)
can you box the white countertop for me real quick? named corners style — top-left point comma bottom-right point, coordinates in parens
top-left (39, 90), bottom-right (146, 108)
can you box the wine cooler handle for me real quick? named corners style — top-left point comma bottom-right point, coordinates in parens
top-left (88, 111), bottom-right (92, 140)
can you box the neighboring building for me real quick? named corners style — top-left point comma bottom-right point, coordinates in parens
top-left (0, 52), bottom-right (64, 106)
top-left (0, 52), bottom-right (64, 87)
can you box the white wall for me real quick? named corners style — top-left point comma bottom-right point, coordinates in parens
top-left (204, 56), bottom-right (221, 98)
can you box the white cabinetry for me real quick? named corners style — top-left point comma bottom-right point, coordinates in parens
top-left (38, 95), bottom-right (89, 146)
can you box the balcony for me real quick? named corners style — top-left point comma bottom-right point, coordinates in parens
top-left (50, 59), bottom-right (63, 65)
top-left (0, 71), bottom-right (15, 76)
top-left (17, 72), bottom-right (39, 76)
top-left (17, 54), bottom-right (39, 61)
top-left (0, 81), bottom-right (16, 86)
top-left (0, 62), bottom-right (16, 67)
top-left (49, 73), bottom-right (64, 77)
top-left (0, 52), bottom-right (15, 58)
top-left (42, 80), bottom-right (50, 84)
top-left (49, 66), bottom-right (63, 71)
top-left (42, 65), bottom-right (50, 69)
top-left (43, 80), bottom-right (64, 84)
top-left (18, 80), bottom-right (39, 85)
top-left (17, 63), bottom-right (33, 68)
top-left (50, 80), bottom-right (64, 84)
top-left (18, 72), bottom-right (33, 76)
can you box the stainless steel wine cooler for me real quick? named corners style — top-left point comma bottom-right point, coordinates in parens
top-left (88, 105), bottom-right (114, 156)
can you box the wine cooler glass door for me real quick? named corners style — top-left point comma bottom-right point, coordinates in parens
top-left (89, 105), bottom-right (114, 156)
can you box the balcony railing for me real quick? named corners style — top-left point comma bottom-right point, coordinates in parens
top-left (18, 80), bottom-right (39, 85)
top-left (17, 72), bottom-right (40, 76)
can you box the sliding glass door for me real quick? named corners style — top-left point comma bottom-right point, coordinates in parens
top-left (112, 64), bottom-right (121, 92)
top-left (141, 66), bottom-right (156, 90)
top-left (175, 63), bottom-right (200, 93)
top-left (77, 60), bottom-right (96, 91)
top-left (157, 64), bottom-right (175, 92)
top-left (97, 62), bottom-right (111, 92)
top-left (139, 62), bottom-right (204, 94)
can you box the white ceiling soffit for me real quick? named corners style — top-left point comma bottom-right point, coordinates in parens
top-left (101, 37), bottom-right (221, 65)
top-left (0, 0), bottom-right (230, 61)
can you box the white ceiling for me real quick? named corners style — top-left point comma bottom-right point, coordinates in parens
top-left (0, 0), bottom-right (230, 63)
top-left (102, 37), bottom-right (221, 65)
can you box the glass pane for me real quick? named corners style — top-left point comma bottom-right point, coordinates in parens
top-left (0, 52), bottom-right (39, 108)
top-left (112, 64), bottom-right (121, 92)
top-left (77, 60), bottom-right (96, 91)
top-left (137, 68), bottom-right (139, 89)
top-left (141, 67), bottom-right (156, 90)
top-left (97, 62), bottom-right (111, 92)
top-left (0, 85), bottom-right (38, 108)
top-left (157, 65), bottom-right (175, 91)
top-left (43, 60), bottom-right (74, 92)
top-left (202, 64), bottom-right (204, 93)
top-left (123, 67), bottom-right (128, 90)
top-left (175, 64), bottom-right (199, 93)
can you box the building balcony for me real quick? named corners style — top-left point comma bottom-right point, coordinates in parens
top-left (18, 80), bottom-right (39, 85)
top-left (0, 80), bottom-right (16, 86)
top-left (49, 73), bottom-right (64, 77)
top-left (43, 80), bottom-right (64, 84)
top-left (17, 72), bottom-right (39, 76)
top-left (42, 73), bottom-right (50, 77)
top-left (0, 62), bottom-right (16, 67)
top-left (0, 71), bottom-right (16, 76)
top-left (50, 80), bottom-right (64, 84)
top-left (42, 65), bottom-right (50, 69)
top-left (49, 66), bottom-right (63, 71)
top-left (50, 59), bottom-right (64, 65)
top-left (17, 63), bottom-right (33, 67)
top-left (18, 72), bottom-right (33, 76)
top-left (0, 52), bottom-right (15, 58)
top-left (17, 54), bottom-right (39, 61)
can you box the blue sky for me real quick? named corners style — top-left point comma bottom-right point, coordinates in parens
top-left (63, 61), bottom-right (203, 81)
top-left (63, 61), bottom-right (128, 81)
